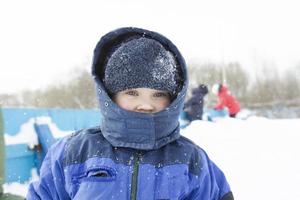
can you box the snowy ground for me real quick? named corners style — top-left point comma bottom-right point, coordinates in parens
top-left (4, 116), bottom-right (300, 199)
top-left (182, 117), bottom-right (300, 200)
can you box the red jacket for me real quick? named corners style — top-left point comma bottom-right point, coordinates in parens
top-left (214, 85), bottom-right (240, 115)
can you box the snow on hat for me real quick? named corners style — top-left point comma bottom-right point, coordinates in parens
top-left (103, 37), bottom-right (181, 96)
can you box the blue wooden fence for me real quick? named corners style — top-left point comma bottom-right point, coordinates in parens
top-left (2, 108), bottom-right (101, 183)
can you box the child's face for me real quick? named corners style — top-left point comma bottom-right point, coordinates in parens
top-left (113, 88), bottom-right (171, 113)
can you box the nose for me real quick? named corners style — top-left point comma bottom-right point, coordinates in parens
top-left (136, 102), bottom-right (155, 113)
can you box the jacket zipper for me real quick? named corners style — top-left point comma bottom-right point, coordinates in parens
top-left (130, 151), bottom-right (142, 200)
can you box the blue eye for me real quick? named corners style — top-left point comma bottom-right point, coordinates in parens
top-left (153, 92), bottom-right (169, 98)
top-left (125, 90), bottom-right (138, 96)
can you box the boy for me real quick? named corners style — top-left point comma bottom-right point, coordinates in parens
top-left (27, 27), bottom-right (234, 200)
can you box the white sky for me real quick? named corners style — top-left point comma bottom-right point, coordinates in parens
top-left (1, 0), bottom-right (300, 94)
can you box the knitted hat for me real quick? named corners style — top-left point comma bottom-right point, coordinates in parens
top-left (198, 84), bottom-right (209, 95)
top-left (103, 37), bottom-right (181, 96)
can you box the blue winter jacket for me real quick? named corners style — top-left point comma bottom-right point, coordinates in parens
top-left (27, 27), bottom-right (233, 200)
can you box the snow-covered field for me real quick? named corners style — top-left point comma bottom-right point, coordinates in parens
top-left (5, 116), bottom-right (300, 199)
top-left (182, 117), bottom-right (300, 200)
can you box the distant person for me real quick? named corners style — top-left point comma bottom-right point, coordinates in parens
top-left (184, 84), bottom-right (208, 121)
top-left (212, 83), bottom-right (240, 118)
top-left (27, 27), bottom-right (233, 200)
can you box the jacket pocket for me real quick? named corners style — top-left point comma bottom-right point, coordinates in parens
top-left (73, 166), bottom-right (116, 183)
top-left (70, 166), bottom-right (117, 198)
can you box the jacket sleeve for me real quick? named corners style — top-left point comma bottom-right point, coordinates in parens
top-left (26, 138), bottom-right (70, 200)
top-left (189, 149), bottom-right (234, 200)
top-left (214, 96), bottom-right (226, 110)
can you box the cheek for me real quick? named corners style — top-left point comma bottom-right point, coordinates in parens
top-left (156, 99), bottom-right (171, 110)
top-left (115, 98), bottom-right (134, 111)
